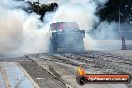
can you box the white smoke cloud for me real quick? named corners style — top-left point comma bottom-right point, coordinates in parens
top-left (51, 5), bottom-right (98, 30)
top-left (43, 0), bottom-right (109, 50)
top-left (94, 21), bottom-right (119, 39)
top-left (0, 0), bottom-right (50, 55)
top-left (21, 15), bottom-right (50, 54)
top-left (0, 0), bottom-right (118, 55)
top-left (44, 0), bottom-right (108, 30)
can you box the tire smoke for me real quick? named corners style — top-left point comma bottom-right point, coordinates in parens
top-left (0, 0), bottom-right (119, 56)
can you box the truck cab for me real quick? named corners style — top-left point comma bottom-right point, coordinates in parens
top-left (50, 22), bottom-right (85, 53)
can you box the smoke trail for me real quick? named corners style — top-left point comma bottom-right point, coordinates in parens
top-left (0, 0), bottom-right (119, 56)
top-left (0, 0), bottom-right (50, 55)
top-left (25, 0), bottom-right (110, 51)
top-left (45, 0), bottom-right (104, 30)
top-left (43, 0), bottom-right (110, 50)
top-left (94, 21), bottom-right (119, 40)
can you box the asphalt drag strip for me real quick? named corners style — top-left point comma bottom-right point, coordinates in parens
top-left (0, 62), bottom-right (39, 88)
top-left (18, 56), bottom-right (66, 88)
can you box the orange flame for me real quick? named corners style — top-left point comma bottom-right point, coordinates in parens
top-left (77, 66), bottom-right (86, 76)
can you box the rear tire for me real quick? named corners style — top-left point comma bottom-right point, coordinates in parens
top-left (50, 37), bottom-right (57, 53)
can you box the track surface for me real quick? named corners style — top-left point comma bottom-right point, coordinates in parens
top-left (0, 50), bottom-right (132, 88)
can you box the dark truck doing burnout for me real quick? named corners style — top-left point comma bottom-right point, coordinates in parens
top-left (50, 22), bottom-right (85, 53)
